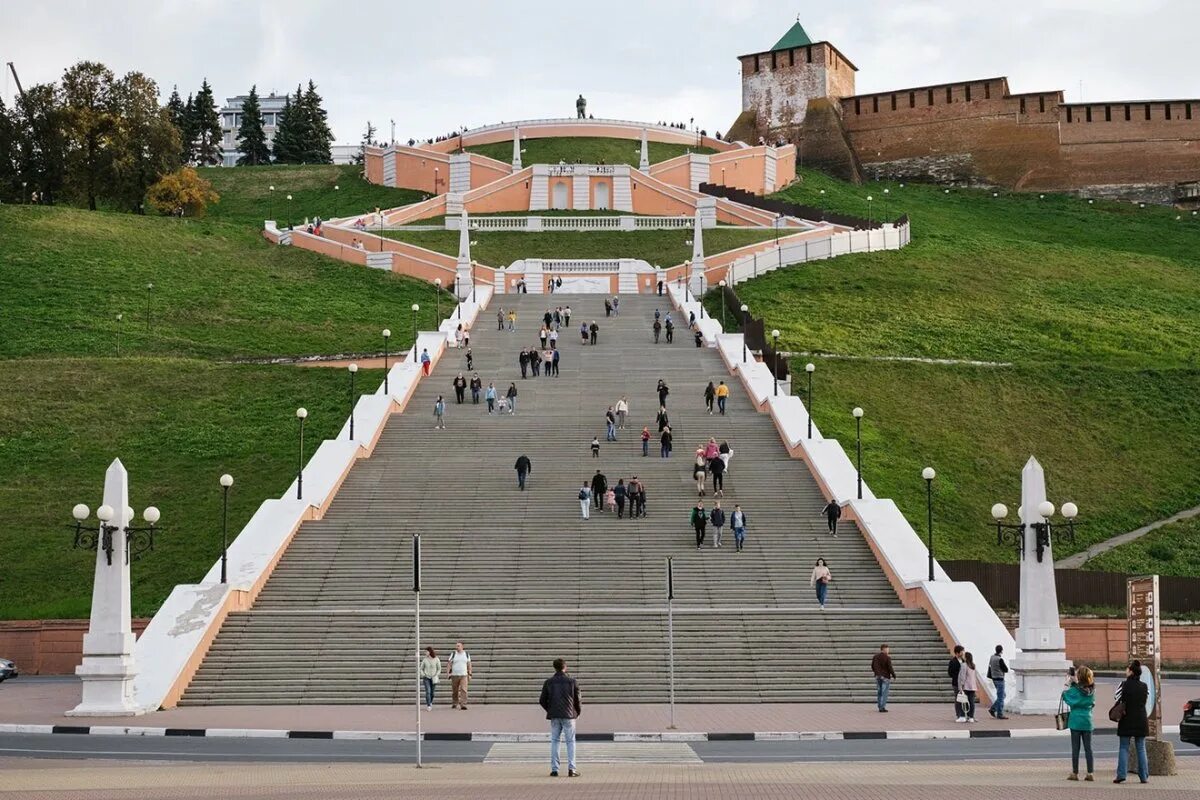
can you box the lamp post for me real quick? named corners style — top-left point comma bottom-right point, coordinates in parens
top-left (434, 278), bottom-right (442, 319)
top-left (867, 195), bottom-right (874, 226)
top-left (852, 407), bottom-right (864, 498)
top-left (378, 207), bottom-right (384, 251)
top-left (69, 502), bottom-right (163, 567)
top-left (882, 187), bottom-right (890, 222)
top-left (347, 363), bottom-right (358, 439)
top-left (286, 194), bottom-right (293, 229)
top-left (382, 329), bottom-right (391, 393)
top-left (991, 500), bottom-right (1079, 563)
top-left (411, 304), bottom-right (420, 362)
top-left (115, 313), bottom-right (123, 356)
top-left (471, 260), bottom-right (477, 303)
top-left (145, 283), bottom-right (154, 331)
top-left (805, 362), bottom-right (815, 439)
top-left (219, 474), bottom-right (233, 583)
top-left (268, 185), bottom-right (275, 222)
top-left (740, 304), bottom-right (749, 362)
top-left (295, 407), bottom-right (308, 500)
top-left (333, 184), bottom-right (340, 218)
top-left (772, 329), bottom-right (781, 396)
top-left (718, 280), bottom-right (727, 329)
top-left (923, 467), bottom-right (936, 581)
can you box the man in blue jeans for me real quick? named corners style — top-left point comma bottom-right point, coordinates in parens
top-left (871, 644), bottom-right (896, 712)
top-left (540, 658), bottom-right (582, 778)
top-left (987, 644), bottom-right (1009, 719)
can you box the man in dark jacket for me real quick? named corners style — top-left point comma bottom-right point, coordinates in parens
top-left (589, 321), bottom-right (599, 345)
top-left (519, 349), bottom-right (529, 379)
top-left (539, 658), bottom-right (581, 778)
top-left (871, 644), bottom-right (896, 712)
top-left (515, 455), bottom-right (532, 491)
top-left (948, 645), bottom-right (965, 721)
top-left (820, 500), bottom-right (842, 536)
top-left (591, 470), bottom-right (607, 510)
top-left (987, 644), bottom-right (1009, 719)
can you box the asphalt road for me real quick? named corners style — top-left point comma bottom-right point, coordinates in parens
top-left (0, 732), bottom-right (1195, 764)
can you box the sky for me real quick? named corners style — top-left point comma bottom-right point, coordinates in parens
top-left (2, 0), bottom-right (1197, 145)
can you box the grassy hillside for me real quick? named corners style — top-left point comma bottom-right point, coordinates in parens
top-left (466, 136), bottom-right (716, 167)
top-left (1087, 516), bottom-right (1200, 577)
top-left (717, 169), bottom-right (1200, 568)
top-left (384, 228), bottom-right (781, 268)
top-left (0, 201), bottom-right (445, 619)
top-left (202, 164), bottom-right (425, 227)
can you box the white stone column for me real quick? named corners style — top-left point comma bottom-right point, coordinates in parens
top-left (696, 195), bottom-right (718, 228)
top-left (448, 153), bottom-right (471, 195)
top-left (1007, 456), bottom-right (1072, 714)
top-left (688, 211), bottom-right (707, 297)
top-left (512, 127), bottom-right (522, 170)
top-left (69, 459), bottom-right (145, 716)
top-left (639, 128), bottom-right (650, 172)
top-left (455, 210), bottom-right (473, 300)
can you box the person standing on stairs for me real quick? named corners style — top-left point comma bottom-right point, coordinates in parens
top-left (604, 298), bottom-right (612, 317)
top-left (665, 315), bottom-right (674, 343)
top-left (614, 479), bottom-right (628, 519)
top-left (820, 499), bottom-right (842, 537)
top-left (552, 348), bottom-right (560, 376)
top-left (810, 558), bottom-right (832, 610)
top-left (515, 455), bottom-right (532, 490)
top-left (710, 452), bottom-right (726, 498)
top-left (612, 296), bottom-right (620, 316)
top-left (497, 308), bottom-right (505, 331)
top-left (691, 501), bottom-right (708, 549)
top-left (957, 651), bottom-right (980, 722)
top-left (564, 305), bottom-right (572, 328)
top-left (693, 450), bottom-right (708, 496)
top-left (871, 644), bottom-right (896, 713)
top-left (591, 471), bottom-right (608, 511)
top-left (540, 325), bottom-right (549, 350)
top-left (506, 383), bottom-right (518, 414)
top-left (731, 504), bottom-right (748, 552)
top-left (635, 477), bottom-right (648, 519)
top-left (716, 381), bottom-right (730, 415)
top-left (653, 318), bottom-right (662, 343)
top-left (544, 309), bottom-right (553, 328)
top-left (465, 348), bottom-right (474, 372)
top-left (447, 642), bottom-right (472, 710)
top-left (580, 322), bottom-right (589, 345)
top-left (591, 436), bottom-right (601, 458)
top-left (433, 395), bottom-right (447, 430)
top-left (641, 426), bottom-right (651, 457)
top-left (421, 348), bottom-right (432, 376)
top-left (519, 349), bottom-right (529, 379)
top-left (453, 373), bottom-right (467, 404)
top-left (578, 482), bottom-right (592, 520)
top-left (710, 502), bottom-right (726, 548)
top-left (485, 382), bottom-right (497, 413)
top-left (606, 407), bottom-right (617, 441)
top-left (420, 647), bottom-right (441, 711)
top-left (616, 397), bottom-right (628, 429)
top-left (657, 379), bottom-right (670, 408)
top-left (470, 373), bottom-right (482, 404)
top-left (704, 381), bottom-right (716, 415)
top-left (508, 309), bottom-right (517, 331)
top-left (660, 426), bottom-right (673, 459)
top-left (589, 320), bottom-right (599, 345)
top-left (549, 326), bottom-right (559, 350)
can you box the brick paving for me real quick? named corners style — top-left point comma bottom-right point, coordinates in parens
top-left (0, 757), bottom-right (1197, 799)
top-left (3, 677), bottom-right (1193, 735)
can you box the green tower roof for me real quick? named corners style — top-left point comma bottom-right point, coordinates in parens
top-left (771, 20), bottom-right (813, 51)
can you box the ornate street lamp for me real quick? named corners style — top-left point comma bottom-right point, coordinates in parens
top-left (145, 283), bottom-right (154, 331)
top-left (382, 329), bottom-right (391, 393)
top-left (286, 194), bottom-right (293, 229)
top-left (805, 362), bottom-right (815, 439)
top-left (772, 329), bottom-right (781, 396)
top-left (434, 278), bottom-right (442, 319)
top-left (347, 363), bottom-right (358, 439)
top-left (411, 304), bottom-right (420, 362)
top-left (740, 304), bottom-right (749, 363)
top-left (991, 501), bottom-right (1079, 563)
top-left (923, 467), bottom-right (936, 581)
top-left (717, 280), bottom-right (727, 328)
top-left (333, 184), bottom-right (340, 218)
top-left (268, 185), bottom-right (275, 221)
top-left (853, 407), bottom-right (864, 498)
top-left (69, 503), bottom-right (162, 566)
top-left (295, 407), bottom-right (308, 500)
top-left (219, 474), bottom-right (233, 583)
top-left (867, 194), bottom-right (874, 226)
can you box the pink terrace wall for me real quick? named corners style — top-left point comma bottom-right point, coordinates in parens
top-left (394, 149), bottom-right (451, 194)
top-left (650, 157), bottom-right (691, 188)
top-left (423, 122), bottom-right (737, 152)
top-left (365, 149), bottom-right (383, 184)
top-left (464, 169), bottom-right (533, 213)
top-left (468, 154), bottom-right (515, 188)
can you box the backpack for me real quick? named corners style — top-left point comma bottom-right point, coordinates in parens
top-left (579, 488), bottom-right (588, 501)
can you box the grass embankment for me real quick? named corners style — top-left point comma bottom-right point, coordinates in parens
top-left (466, 136), bottom-right (716, 167)
top-left (1, 200), bottom-right (447, 618)
top-left (1087, 516), bottom-right (1200, 578)
top-left (711, 169), bottom-right (1200, 569)
top-left (384, 228), bottom-right (781, 268)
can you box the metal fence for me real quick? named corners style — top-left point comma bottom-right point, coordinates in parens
top-left (719, 284), bottom-right (789, 381)
top-left (940, 560), bottom-right (1200, 614)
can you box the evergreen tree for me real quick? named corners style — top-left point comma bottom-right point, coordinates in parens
top-left (181, 92), bottom-right (196, 163)
top-left (165, 86), bottom-right (186, 133)
top-left (286, 85), bottom-right (312, 163)
top-left (191, 79), bottom-right (223, 166)
top-left (111, 71), bottom-right (181, 212)
top-left (12, 82), bottom-right (68, 204)
top-left (271, 93), bottom-right (299, 163)
top-left (353, 120), bottom-right (376, 165)
top-left (235, 85), bottom-right (271, 165)
top-left (299, 80), bottom-right (333, 164)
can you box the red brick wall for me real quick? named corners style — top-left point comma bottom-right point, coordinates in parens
top-left (1059, 619), bottom-right (1200, 668)
top-left (0, 619), bottom-right (150, 675)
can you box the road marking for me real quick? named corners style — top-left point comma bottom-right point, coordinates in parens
top-left (485, 742), bottom-right (701, 764)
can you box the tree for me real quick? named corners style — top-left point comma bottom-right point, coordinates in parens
top-left (299, 80), bottom-right (333, 164)
top-left (60, 61), bottom-right (118, 210)
top-left (271, 93), bottom-right (299, 164)
top-left (353, 120), bottom-right (376, 165)
top-left (110, 72), bottom-right (181, 212)
top-left (165, 86), bottom-right (186, 133)
top-left (235, 85), bottom-right (271, 166)
top-left (180, 93), bottom-right (196, 163)
top-left (146, 166), bottom-right (219, 217)
top-left (11, 82), bottom-right (68, 204)
top-left (191, 79), bottom-right (222, 166)
top-left (0, 98), bottom-right (18, 201)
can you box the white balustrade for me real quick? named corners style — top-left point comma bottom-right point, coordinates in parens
top-left (453, 215), bottom-right (696, 232)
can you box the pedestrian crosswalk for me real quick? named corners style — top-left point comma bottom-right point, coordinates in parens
top-left (484, 741), bottom-right (703, 764)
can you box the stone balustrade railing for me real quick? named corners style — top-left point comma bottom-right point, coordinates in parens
top-left (452, 215), bottom-right (696, 232)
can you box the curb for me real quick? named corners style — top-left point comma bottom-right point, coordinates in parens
top-left (1, 724), bottom-right (1178, 741)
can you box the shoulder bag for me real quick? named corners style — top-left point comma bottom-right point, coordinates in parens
top-left (1055, 694), bottom-right (1070, 730)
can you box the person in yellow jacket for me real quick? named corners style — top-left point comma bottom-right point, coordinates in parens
top-left (715, 381), bottom-right (730, 415)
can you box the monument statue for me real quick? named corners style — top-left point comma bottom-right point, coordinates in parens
top-left (576, 94), bottom-right (587, 119)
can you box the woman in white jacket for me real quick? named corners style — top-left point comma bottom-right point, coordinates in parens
top-left (810, 558), bottom-right (832, 610)
top-left (420, 647), bottom-right (441, 711)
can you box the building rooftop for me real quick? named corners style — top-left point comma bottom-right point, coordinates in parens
top-left (771, 20), bottom-right (813, 51)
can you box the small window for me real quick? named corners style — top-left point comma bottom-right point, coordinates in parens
top-left (946, 86), bottom-right (953, 103)
top-left (891, 94), bottom-right (897, 111)
top-left (1165, 103), bottom-right (1172, 120)
top-left (984, 83), bottom-right (991, 100)
top-left (909, 91), bottom-right (916, 108)
top-left (789, 49), bottom-right (795, 66)
top-left (1105, 105), bottom-right (1112, 122)
top-left (928, 89), bottom-right (934, 106)
top-left (1039, 96), bottom-right (1045, 113)
top-left (1187, 103), bottom-right (1193, 120)
top-left (855, 98), bottom-right (861, 115)
top-left (771, 51), bottom-right (777, 69)
top-left (1085, 107), bottom-right (1092, 122)
top-left (965, 84), bottom-right (972, 102)
top-left (1144, 104), bottom-right (1151, 120)
top-left (873, 96), bottom-right (879, 113)
top-left (754, 55), bottom-right (760, 73)
top-left (1066, 107), bottom-right (1073, 123)
top-left (806, 46), bottom-right (812, 64)
top-left (1125, 104), bottom-right (1131, 121)
top-left (1020, 97), bottom-right (1026, 115)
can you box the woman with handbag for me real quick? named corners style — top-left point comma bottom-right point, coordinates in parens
top-left (420, 647), bottom-right (442, 711)
top-left (1061, 665), bottom-right (1096, 781)
top-left (810, 558), bottom-right (832, 610)
top-left (957, 652), bottom-right (980, 722)
top-left (1113, 660), bottom-right (1150, 784)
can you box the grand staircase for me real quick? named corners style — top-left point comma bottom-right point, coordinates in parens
top-left (180, 294), bottom-right (951, 706)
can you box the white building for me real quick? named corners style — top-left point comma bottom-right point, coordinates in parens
top-left (218, 93), bottom-right (357, 167)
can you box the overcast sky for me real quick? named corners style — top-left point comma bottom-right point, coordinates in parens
top-left (2, 0), bottom-right (1196, 144)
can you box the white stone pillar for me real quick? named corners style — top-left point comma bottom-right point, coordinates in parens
top-left (696, 195), bottom-right (718, 228)
top-left (69, 459), bottom-right (145, 716)
top-left (512, 127), bottom-right (522, 170)
top-left (448, 153), bottom-right (471, 195)
top-left (688, 212), bottom-right (707, 297)
top-left (639, 128), bottom-right (650, 172)
top-left (1007, 456), bottom-right (1072, 714)
top-left (455, 210), bottom-right (473, 300)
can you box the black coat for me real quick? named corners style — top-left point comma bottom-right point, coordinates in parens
top-left (514, 456), bottom-right (531, 475)
top-left (591, 474), bottom-right (607, 493)
top-left (1116, 676), bottom-right (1149, 737)
top-left (539, 672), bottom-right (582, 720)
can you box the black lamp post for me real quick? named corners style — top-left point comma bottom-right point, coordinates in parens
top-left (883, 187), bottom-right (890, 223)
top-left (772, 329), bottom-right (781, 396)
top-left (333, 184), bottom-right (340, 218)
top-left (145, 283), bottom-right (154, 331)
top-left (348, 363), bottom-right (358, 439)
top-left (219, 473), bottom-right (233, 583)
top-left (382, 329), bottom-right (391, 393)
top-left (454, 275), bottom-right (461, 318)
top-left (115, 313), bottom-right (123, 356)
top-left (296, 407), bottom-right (308, 500)
top-left (378, 207), bottom-right (384, 251)
top-left (69, 503), bottom-right (162, 566)
top-left (740, 304), bottom-right (749, 362)
top-left (268, 185), bottom-right (275, 222)
top-left (411, 304), bottom-right (420, 362)
top-left (718, 280), bottom-right (727, 329)
top-left (852, 407), bottom-right (864, 498)
top-left (867, 194), bottom-right (874, 226)
top-left (471, 260), bottom-right (477, 303)
top-left (923, 467), bottom-right (936, 581)
top-left (434, 278), bottom-right (442, 319)
top-left (991, 501), bottom-right (1079, 563)
top-left (286, 194), bottom-right (293, 230)
top-left (805, 362), bottom-right (815, 439)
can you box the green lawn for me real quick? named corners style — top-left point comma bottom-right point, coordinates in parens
top-left (202, 164), bottom-right (425, 227)
top-left (1, 202), bottom-right (446, 619)
top-left (1086, 517), bottom-right (1200, 578)
top-left (466, 136), bottom-right (716, 167)
top-left (717, 169), bottom-right (1200, 569)
top-left (383, 228), bottom-right (781, 268)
